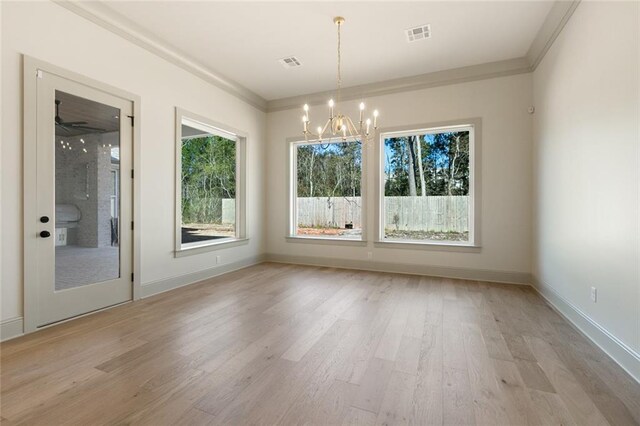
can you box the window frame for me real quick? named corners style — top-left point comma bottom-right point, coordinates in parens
top-left (287, 136), bottom-right (367, 244)
top-left (174, 108), bottom-right (247, 257)
top-left (375, 118), bottom-right (481, 250)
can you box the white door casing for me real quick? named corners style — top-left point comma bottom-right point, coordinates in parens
top-left (23, 58), bottom-right (139, 332)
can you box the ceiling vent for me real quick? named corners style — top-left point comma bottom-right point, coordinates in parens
top-left (279, 56), bottom-right (302, 68)
top-left (405, 24), bottom-right (431, 43)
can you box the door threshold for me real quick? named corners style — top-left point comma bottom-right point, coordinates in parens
top-left (37, 299), bottom-right (132, 329)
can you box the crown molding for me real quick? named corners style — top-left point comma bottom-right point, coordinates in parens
top-left (53, 0), bottom-right (578, 115)
top-left (267, 0), bottom-right (581, 113)
top-left (267, 57), bottom-right (532, 112)
top-left (527, 0), bottom-right (581, 70)
top-left (52, 0), bottom-right (268, 112)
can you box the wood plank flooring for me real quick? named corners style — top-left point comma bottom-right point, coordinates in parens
top-left (1, 263), bottom-right (639, 425)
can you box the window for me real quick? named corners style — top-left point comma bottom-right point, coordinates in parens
top-left (175, 109), bottom-right (246, 254)
top-left (289, 139), bottom-right (363, 240)
top-left (379, 123), bottom-right (477, 246)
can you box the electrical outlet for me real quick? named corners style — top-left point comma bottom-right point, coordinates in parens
top-left (367, 252), bottom-right (373, 260)
top-left (216, 255), bottom-right (221, 265)
top-left (590, 287), bottom-right (597, 303)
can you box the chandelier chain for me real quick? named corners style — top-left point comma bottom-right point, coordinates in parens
top-left (337, 20), bottom-right (342, 106)
top-left (301, 16), bottom-right (378, 144)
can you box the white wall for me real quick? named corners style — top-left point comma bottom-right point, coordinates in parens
top-left (532, 0), bottom-right (639, 366)
top-left (5, 3), bottom-right (635, 381)
top-left (0, 0), bottom-right (4, 326)
top-left (1, 1), bottom-right (266, 323)
top-left (266, 74), bottom-right (533, 279)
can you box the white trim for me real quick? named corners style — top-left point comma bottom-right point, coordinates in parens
top-left (174, 108), bottom-right (248, 257)
top-left (140, 254), bottom-right (265, 298)
top-left (52, 0), bottom-right (577, 113)
top-left (287, 137), bottom-right (366, 242)
top-left (52, 0), bottom-right (267, 112)
top-left (1, 317), bottom-right (25, 342)
top-left (266, 1), bottom-right (580, 112)
top-left (531, 275), bottom-right (640, 384)
top-left (376, 119), bottom-right (481, 249)
top-left (527, 1), bottom-right (581, 70)
top-left (174, 238), bottom-right (250, 258)
top-left (267, 58), bottom-right (532, 112)
top-left (265, 253), bottom-right (531, 285)
top-left (381, 124), bottom-right (475, 139)
top-left (374, 240), bottom-right (481, 253)
top-left (22, 56), bottom-right (142, 332)
top-left (181, 117), bottom-right (238, 141)
top-left (285, 236), bottom-right (368, 247)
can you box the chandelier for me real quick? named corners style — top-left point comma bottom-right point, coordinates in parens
top-left (302, 16), bottom-right (379, 144)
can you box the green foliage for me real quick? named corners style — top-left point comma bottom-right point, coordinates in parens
top-left (384, 131), bottom-right (469, 196)
top-left (181, 135), bottom-right (236, 224)
top-left (296, 141), bottom-right (362, 198)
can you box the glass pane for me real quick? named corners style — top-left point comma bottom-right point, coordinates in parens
top-left (54, 91), bottom-right (121, 290)
top-left (383, 130), bottom-right (470, 242)
top-left (180, 121), bottom-right (236, 246)
top-left (295, 141), bottom-right (362, 239)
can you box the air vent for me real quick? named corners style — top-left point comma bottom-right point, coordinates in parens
top-left (405, 24), bottom-right (431, 42)
top-left (279, 56), bottom-right (302, 68)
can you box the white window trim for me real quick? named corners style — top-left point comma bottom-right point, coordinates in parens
top-left (287, 136), bottom-right (367, 244)
top-left (375, 118), bottom-right (482, 250)
top-left (174, 108), bottom-right (247, 257)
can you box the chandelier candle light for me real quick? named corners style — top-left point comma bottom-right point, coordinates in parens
top-left (302, 17), bottom-right (379, 144)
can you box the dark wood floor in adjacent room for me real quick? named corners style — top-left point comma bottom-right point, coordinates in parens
top-left (1, 263), bottom-right (639, 425)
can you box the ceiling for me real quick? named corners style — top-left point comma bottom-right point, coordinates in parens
top-left (55, 91), bottom-right (120, 137)
top-left (96, 1), bottom-right (554, 101)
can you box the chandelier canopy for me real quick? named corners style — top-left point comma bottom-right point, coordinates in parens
top-left (302, 17), bottom-right (379, 144)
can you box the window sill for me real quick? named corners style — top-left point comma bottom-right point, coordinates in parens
top-left (286, 236), bottom-right (368, 247)
top-left (374, 239), bottom-right (481, 252)
top-left (175, 238), bottom-right (249, 258)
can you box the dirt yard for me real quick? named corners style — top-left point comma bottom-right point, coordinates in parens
top-left (384, 229), bottom-right (469, 241)
top-left (296, 227), bottom-right (362, 238)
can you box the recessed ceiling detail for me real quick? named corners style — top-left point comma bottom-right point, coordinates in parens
top-left (406, 24), bottom-right (431, 43)
top-left (279, 56), bottom-right (302, 69)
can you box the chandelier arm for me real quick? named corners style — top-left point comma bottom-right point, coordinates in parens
top-left (321, 119), bottom-right (332, 137)
top-left (300, 17), bottom-right (379, 145)
top-left (346, 116), bottom-right (360, 139)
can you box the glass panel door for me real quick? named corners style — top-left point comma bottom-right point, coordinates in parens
top-left (54, 91), bottom-right (122, 290)
top-left (32, 70), bottom-right (133, 328)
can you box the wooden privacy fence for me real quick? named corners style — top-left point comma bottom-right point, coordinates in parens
top-left (222, 199), bottom-right (235, 224)
top-left (296, 196), bottom-right (469, 232)
top-left (384, 196), bottom-right (468, 232)
top-left (297, 197), bottom-right (362, 229)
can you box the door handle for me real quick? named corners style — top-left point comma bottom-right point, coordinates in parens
top-left (40, 231), bottom-right (51, 238)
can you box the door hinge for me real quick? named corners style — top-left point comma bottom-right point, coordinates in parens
top-left (131, 169), bottom-right (134, 179)
top-left (131, 273), bottom-right (134, 282)
top-left (131, 221), bottom-right (134, 230)
top-left (127, 115), bottom-right (135, 126)
top-left (36, 70), bottom-right (43, 79)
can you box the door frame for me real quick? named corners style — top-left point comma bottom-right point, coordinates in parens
top-left (23, 56), bottom-right (142, 333)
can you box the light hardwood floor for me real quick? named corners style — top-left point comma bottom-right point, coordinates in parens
top-left (1, 263), bottom-right (639, 425)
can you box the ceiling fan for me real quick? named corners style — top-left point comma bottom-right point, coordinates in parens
top-left (55, 99), bottom-right (106, 134)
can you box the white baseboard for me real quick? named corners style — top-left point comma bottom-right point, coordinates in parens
top-left (531, 275), bottom-right (640, 384)
top-left (1, 317), bottom-right (24, 342)
top-left (140, 254), bottom-right (266, 298)
top-left (0, 255), bottom-right (264, 342)
top-left (7, 255), bottom-right (636, 386)
top-left (264, 253), bottom-right (531, 285)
